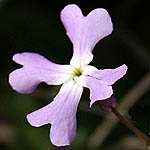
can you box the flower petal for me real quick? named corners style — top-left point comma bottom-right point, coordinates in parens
top-left (61, 4), bottom-right (113, 67)
top-left (9, 52), bottom-right (73, 94)
top-left (74, 74), bottom-right (113, 107)
top-left (74, 64), bottom-right (127, 107)
top-left (86, 76), bottom-right (113, 107)
top-left (27, 80), bottom-right (83, 146)
top-left (92, 64), bottom-right (128, 85)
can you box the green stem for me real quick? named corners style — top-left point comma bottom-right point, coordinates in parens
top-left (112, 107), bottom-right (150, 147)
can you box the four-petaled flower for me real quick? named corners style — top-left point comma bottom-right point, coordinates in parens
top-left (9, 4), bottom-right (127, 146)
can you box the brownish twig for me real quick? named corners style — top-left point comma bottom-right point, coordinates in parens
top-left (112, 107), bottom-right (150, 145)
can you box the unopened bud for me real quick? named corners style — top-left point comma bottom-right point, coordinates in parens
top-left (97, 96), bottom-right (117, 112)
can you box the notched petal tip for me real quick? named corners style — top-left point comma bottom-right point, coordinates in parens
top-left (50, 125), bottom-right (73, 147)
top-left (122, 64), bottom-right (128, 74)
top-left (86, 7), bottom-right (113, 41)
top-left (61, 4), bottom-right (79, 10)
top-left (96, 64), bottom-right (128, 86)
top-left (26, 114), bottom-right (41, 127)
top-left (12, 52), bottom-right (29, 65)
top-left (51, 140), bottom-right (71, 147)
top-left (61, 4), bottom-right (81, 14)
top-left (60, 4), bottom-right (82, 23)
top-left (112, 64), bottom-right (128, 83)
top-left (9, 69), bottom-right (39, 94)
top-left (87, 8), bottom-right (113, 34)
top-left (26, 103), bottom-right (53, 127)
top-left (12, 53), bottom-right (21, 61)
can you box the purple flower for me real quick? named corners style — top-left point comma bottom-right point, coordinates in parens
top-left (9, 4), bottom-right (127, 146)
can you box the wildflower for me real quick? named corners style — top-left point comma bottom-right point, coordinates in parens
top-left (9, 4), bottom-right (127, 146)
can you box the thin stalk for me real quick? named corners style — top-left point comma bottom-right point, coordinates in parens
top-left (112, 107), bottom-right (150, 146)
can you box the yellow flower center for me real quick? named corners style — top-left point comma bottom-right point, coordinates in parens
top-left (73, 68), bottom-right (83, 77)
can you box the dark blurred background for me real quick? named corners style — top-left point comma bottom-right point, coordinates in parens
top-left (0, 0), bottom-right (150, 150)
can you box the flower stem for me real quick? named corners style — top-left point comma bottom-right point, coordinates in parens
top-left (112, 107), bottom-right (150, 146)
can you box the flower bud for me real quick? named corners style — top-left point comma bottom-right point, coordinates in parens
top-left (97, 96), bottom-right (117, 112)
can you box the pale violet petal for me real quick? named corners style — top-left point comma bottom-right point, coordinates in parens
top-left (9, 52), bottom-right (73, 94)
top-left (74, 73), bottom-right (113, 107)
top-left (91, 64), bottom-right (128, 85)
top-left (85, 76), bottom-right (113, 107)
top-left (27, 80), bottom-right (83, 146)
top-left (81, 64), bottom-right (127, 107)
top-left (61, 4), bottom-right (113, 67)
